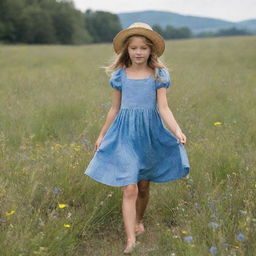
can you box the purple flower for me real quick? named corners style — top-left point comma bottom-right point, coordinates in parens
top-left (183, 235), bottom-right (193, 242)
top-left (209, 246), bottom-right (217, 254)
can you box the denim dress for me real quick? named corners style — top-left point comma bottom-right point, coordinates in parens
top-left (84, 67), bottom-right (190, 187)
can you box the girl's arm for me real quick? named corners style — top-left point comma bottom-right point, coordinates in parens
top-left (157, 88), bottom-right (184, 139)
top-left (98, 90), bottom-right (122, 138)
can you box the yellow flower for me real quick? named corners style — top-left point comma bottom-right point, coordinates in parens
top-left (181, 230), bottom-right (188, 235)
top-left (58, 203), bottom-right (68, 208)
top-left (70, 143), bottom-right (81, 152)
top-left (64, 224), bottom-right (71, 228)
top-left (214, 121), bottom-right (222, 126)
top-left (5, 210), bottom-right (15, 216)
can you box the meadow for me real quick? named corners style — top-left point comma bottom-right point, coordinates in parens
top-left (0, 35), bottom-right (255, 255)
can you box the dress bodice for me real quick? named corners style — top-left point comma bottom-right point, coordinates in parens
top-left (109, 68), bottom-right (171, 109)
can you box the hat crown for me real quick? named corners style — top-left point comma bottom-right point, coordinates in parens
top-left (128, 22), bottom-right (153, 31)
top-left (112, 22), bottom-right (165, 57)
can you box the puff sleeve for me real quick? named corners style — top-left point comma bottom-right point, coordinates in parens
top-left (109, 68), bottom-right (122, 91)
top-left (155, 68), bottom-right (171, 90)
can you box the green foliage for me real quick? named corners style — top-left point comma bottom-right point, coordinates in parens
top-left (85, 9), bottom-right (122, 43)
top-left (153, 24), bottom-right (193, 39)
top-left (197, 26), bottom-right (252, 38)
top-left (0, 0), bottom-right (119, 44)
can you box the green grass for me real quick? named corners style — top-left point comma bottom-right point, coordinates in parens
top-left (0, 36), bottom-right (255, 255)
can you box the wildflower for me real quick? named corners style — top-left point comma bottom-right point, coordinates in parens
top-left (58, 203), bottom-right (68, 208)
top-left (208, 222), bottom-right (220, 228)
top-left (52, 187), bottom-right (61, 194)
top-left (194, 202), bottom-right (200, 209)
top-left (186, 178), bottom-right (193, 184)
top-left (209, 246), bottom-right (217, 254)
top-left (239, 210), bottom-right (247, 215)
top-left (107, 191), bottom-right (114, 197)
top-left (236, 233), bottom-right (245, 241)
top-left (70, 143), bottom-right (81, 152)
top-left (5, 210), bottom-right (15, 216)
top-left (181, 230), bottom-right (188, 235)
top-left (183, 235), bottom-right (193, 242)
top-left (214, 121), bottom-right (222, 126)
top-left (64, 224), bottom-right (71, 228)
top-left (27, 209), bottom-right (33, 214)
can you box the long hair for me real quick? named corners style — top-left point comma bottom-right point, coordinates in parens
top-left (102, 35), bottom-right (171, 83)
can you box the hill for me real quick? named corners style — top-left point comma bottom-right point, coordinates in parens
top-left (117, 10), bottom-right (256, 34)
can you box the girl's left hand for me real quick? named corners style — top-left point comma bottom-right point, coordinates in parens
top-left (175, 131), bottom-right (187, 144)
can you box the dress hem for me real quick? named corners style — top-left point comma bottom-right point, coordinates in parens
top-left (84, 166), bottom-right (190, 187)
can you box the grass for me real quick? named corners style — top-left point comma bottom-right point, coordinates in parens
top-left (0, 35), bottom-right (256, 255)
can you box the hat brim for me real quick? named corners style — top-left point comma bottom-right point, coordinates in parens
top-left (112, 27), bottom-right (165, 57)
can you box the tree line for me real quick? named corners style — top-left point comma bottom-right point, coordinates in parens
top-left (0, 0), bottom-right (122, 44)
top-left (0, 0), bottom-right (252, 45)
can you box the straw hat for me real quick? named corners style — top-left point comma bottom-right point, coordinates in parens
top-left (112, 22), bottom-right (165, 57)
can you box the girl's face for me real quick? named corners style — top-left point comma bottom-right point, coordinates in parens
top-left (127, 36), bottom-right (151, 65)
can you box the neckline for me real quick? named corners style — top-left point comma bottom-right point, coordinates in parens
top-left (122, 68), bottom-right (153, 81)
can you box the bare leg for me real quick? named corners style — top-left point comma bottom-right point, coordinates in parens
top-left (121, 184), bottom-right (138, 252)
top-left (135, 180), bottom-right (150, 234)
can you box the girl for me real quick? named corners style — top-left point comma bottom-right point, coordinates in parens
top-left (84, 22), bottom-right (190, 254)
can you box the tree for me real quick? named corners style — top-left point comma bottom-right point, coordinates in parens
top-left (85, 10), bottom-right (122, 43)
top-left (17, 5), bottom-right (57, 43)
top-left (152, 24), bottom-right (165, 37)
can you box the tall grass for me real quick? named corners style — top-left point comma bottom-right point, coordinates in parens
top-left (0, 36), bottom-right (255, 255)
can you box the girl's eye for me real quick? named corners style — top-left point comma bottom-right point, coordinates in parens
top-left (130, 47), bottom-right (148, 50)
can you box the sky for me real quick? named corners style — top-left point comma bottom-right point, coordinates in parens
top-left (73, 0), bottom-right (256, 22)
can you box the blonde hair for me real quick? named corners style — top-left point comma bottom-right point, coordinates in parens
top-left (101, 35), bottom-right (171, 82)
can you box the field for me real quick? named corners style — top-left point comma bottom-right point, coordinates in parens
top-left (0, 35), bottom-right (256, 255)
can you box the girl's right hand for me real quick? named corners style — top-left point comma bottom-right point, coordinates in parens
top-left (94, 136), bottom-right (103, 152)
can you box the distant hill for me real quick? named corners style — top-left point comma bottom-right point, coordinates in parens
top-left (117, 10), bottom-right (256, 34)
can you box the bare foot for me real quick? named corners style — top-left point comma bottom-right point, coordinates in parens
top-left (135, 222), bottom-right (145, 236)
top-left (123, 238), bottom-right (137, 254)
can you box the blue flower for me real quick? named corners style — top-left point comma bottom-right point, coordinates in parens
top-left (208, 222), bottom-right (220, 228)
top-left (52, 187), bottom-right (61, 194)
top-left (183, 236), bottom-right (193, 242)
top-left (194, 202), bottom-right (200, 209)
top-left (209, 246), bottom-right (217, 254)
top-left (236, 233), bottom-right (245, 241)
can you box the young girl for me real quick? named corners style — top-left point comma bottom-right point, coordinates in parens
top-left (84, 22), bottom-right (190, 254)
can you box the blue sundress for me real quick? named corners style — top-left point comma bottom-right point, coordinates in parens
top-left (84, 67), bottom-right (190, 187)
